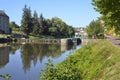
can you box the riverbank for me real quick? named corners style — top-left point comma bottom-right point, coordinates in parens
top-left (40, 39), bottom-right (120, 80)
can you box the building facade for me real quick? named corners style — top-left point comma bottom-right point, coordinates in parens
top-left (0, 10), bottom-right (10, 34)
top-left (74, 27), bottom-right (87, 38)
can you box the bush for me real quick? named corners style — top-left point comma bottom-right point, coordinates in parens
top-left (0, 74), bottom-right (11, 80)
top-left (12, 38), bottom-right (17, 42)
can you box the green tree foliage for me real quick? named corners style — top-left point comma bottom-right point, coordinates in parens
top-left (86, 20), bottom-right (104, 39)
top-left (92, 0), bottom-right (120, 34)
top-left (0, 74), bottom-right (11, 80)
top-left (20, 5), bottom-right (74, 38)
top-left (21, 5), bottom-right (33, 35)
top-left (39, 14), bottom-right (46, 34)
top-left (45, 19), bottom-right (52, 35)
top-left (40, 59), bottom-right (81, 80)
top-left (10, 21), bottom-right (20, 32)
top-left (32, 10), bottom-right (40, 35)
top-left (49, 26), bottom-right (57, 36)
top-left (66, 26), bottom-right (75, 37)
top-left (48, 17), bottom-right (74, 38)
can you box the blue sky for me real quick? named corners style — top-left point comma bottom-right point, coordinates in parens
top-left (1, 0), bottom-right (101, 27)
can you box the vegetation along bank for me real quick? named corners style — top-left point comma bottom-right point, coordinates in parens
top-left (40, 40), bottom-right (120, 80)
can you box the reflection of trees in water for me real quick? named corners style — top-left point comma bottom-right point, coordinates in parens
top-left (9, 44), bottom-right (21, 54)
top-left (20, 43), bottom-right (61, 72)
top-left (0, 43), bottom-right (78, 72)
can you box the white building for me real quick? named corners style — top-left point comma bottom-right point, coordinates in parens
top-left (0, 10), bottom-right (10, 34)
top-left (74, 27), bottom-right (87, 38)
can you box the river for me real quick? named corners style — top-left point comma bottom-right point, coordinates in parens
top-left (0, 43), bottom-right (81, 80)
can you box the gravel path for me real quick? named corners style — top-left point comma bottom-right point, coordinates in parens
top-left (107, 36), bottom-right (120, 48)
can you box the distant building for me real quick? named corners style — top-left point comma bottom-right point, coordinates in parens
top-left (0, 10), bottom-right (10, 34)
top-left (74, 27), bottom-right (87, 38)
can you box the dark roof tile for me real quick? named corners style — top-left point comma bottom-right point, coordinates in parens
top-left (0, 10), bottom-right (9, 18)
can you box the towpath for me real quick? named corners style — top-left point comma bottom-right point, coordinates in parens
top-left (107, 36), bottom-right (120, 48)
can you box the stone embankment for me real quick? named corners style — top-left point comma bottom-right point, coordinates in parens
top-left (17, 38), bottom-right (82, 45)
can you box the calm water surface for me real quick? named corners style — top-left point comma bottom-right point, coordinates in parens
top-left (0, 43), bottom-right (81, 80)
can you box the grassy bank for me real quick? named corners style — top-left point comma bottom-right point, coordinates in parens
top-left (40, 40), bottom-right (120, 80)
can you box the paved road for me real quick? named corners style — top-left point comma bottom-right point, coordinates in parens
top-left (107, 36), bottom-right (120, 48)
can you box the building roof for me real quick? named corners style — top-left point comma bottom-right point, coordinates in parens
top-left (0, 10), bottom-right (9, 18)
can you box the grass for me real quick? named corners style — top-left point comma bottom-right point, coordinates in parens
top-left (0, 34), bottom-right (9, 38)
top-left (75, 39), bottom-right (120, 80)
top-left (40, 39), bottom-right (120, 80)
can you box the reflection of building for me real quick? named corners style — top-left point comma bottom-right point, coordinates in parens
top-left (0, 10), bottom-right (10, 33)
top-left (61, 44), bottom-right (67, 52)
top-left (60, 40), bottom-right (75, 52)
top-left (60, 39), bottom-right (68, 52)
top-left (0, 46), bottom-right (9, 68)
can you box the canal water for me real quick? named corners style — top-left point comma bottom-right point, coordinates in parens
top-left (0, 43), bottom-right (81, 80)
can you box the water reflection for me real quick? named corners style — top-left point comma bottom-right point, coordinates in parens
top-left (9, 44), bottom-right (21, 55)
top-left (21, 44), bottom-right (61, 72)
top-left (0, 44), bottom-right (21, 69)
top-left (0, 43), bottom-right (80, 80)
top-left (0, 46), bottom-right (10, 68)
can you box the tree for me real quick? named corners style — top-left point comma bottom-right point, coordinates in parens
top-left (45, 19), bottom-right (52, 35)
top-left (21, 5), bottom-right (33, 35)
top-left (10, 21), bottom-right (19, 32)
top-left (47, 17), bottom-right (75, 38)
top-left (39, 14), bottom-right (45, 34)
top-left (92, 0), bottom-right (120, 34)
top-left (51, 17), bottom-right (63, 37)
top-left (48, 26), bottom-right (57, 36)
top-left (32, 10), bottom-right (40, 35)
top-left (66, 26), bottom-right (75, 37)
top-left (86, 20), bottom-right (104, 39)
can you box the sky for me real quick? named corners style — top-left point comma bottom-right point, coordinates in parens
top-left (0, 0), bottom-right (101, 27)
